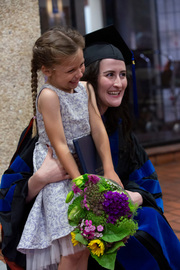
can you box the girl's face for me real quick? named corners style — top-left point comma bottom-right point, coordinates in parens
top-left (45, 48), bottom-right (85, 93)
top-left (97, 58), bottom-right (127, 115)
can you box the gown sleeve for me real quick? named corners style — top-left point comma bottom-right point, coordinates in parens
top-left (0, 119), bottom-right (37, 267)
top-left (109, 123), bottom-right (163, 213)
top-left (127, 132), bottom-right (163, 212)
top-left (103, 122), bottom-right (180, 270)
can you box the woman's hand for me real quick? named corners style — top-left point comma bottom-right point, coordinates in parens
top-left (37, 147), bottom-right (70, 185)
top-left (125, 190), bottom-right (143, 206)
top-left (26, 147), bottom-right (69, 202)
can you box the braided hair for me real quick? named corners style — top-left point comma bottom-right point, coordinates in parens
top-left (31, 26), bottom-right (85, 137)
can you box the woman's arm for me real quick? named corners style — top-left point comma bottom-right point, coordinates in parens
top-left (27, 147), bottom-right (70, 202)
top-left (38, 88), bottom-right (81, 180)
top-left (83, 82), bottom-right (123, 186)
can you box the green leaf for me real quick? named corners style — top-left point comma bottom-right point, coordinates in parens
top-left (75, 233), bottom-right (88, 245)
top-left (68, 205), bottom-right (81, 220)
top-left (83, 174), bottom-right (89, 180)
top-left (98, 184), bottom-right (108, 192)
top-left (72, 175), bottom-right (85, 189)
top-left (91, 252), bottom-right (116, 270)
top-left (68, 220), bottom-right (79, 226)
top-left (101, 223), bottom-right (130, 242)
top-left (67, 196), bottom-right (85, 224)
top-left (106, 241), bottom-right (125, 254)
top-left (65, 191), bottom-right (74, 203)
top-left (129, 201), bottom-right (139, 215)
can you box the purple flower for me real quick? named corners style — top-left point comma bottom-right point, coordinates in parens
top-left (85, 220), bottom-right (92, 226)
top-left (83, 195), bottom-right (87, 204)
top-left (97, 225), bottom-right (104, 232)
top-left (85, 204), bottom-right (90, 210)
top-left (88, 175), bottom-right (100, 184)
top-left (89, 225), bottom-right (96, 231)
top-left (94, 232), bottom-right (103, 238)
top-left (72, 183), bottom-right (81, 194)
top-left (81, 219), bottom-right (96, 240)
top-left (82, 195), bottom-right (90, 210)
top-left (103, 191), bottom-right (132, 224)
top-left (84, 227), bottom-right (91, 233)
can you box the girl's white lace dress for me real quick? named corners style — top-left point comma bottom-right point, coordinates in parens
top-left (17, 83), bottom-right (91, 270)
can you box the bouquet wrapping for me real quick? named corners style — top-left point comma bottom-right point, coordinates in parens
top-left (66, 174), bottom-right (138, 270)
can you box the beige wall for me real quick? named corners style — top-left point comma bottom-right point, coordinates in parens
top-left (0, 0), bottom-right (41, 176)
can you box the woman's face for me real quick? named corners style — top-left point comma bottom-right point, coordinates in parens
top-left (97, 58), bottom-right (127, 115)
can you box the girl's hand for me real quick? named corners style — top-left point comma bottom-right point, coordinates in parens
top-left (104, 171), bottom-right (124, 188)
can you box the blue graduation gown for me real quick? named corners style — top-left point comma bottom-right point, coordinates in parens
top-left (110, 123), bottom-right (180, 269)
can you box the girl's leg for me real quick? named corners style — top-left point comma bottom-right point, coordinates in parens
top-left (77, 248), bottom-right (90, 270)
top-left (58, 248), bottom-right (90, 270)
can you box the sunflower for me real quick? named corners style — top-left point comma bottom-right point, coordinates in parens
top-left (71, 232), bottom-right (79, 246)
top-left (88, 239), bottom-right (105, 257)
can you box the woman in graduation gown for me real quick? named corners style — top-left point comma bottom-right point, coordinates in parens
top-left (1, 26), bottom-right (180, 270)
top-left (83, 26), bottom-right (180, 270)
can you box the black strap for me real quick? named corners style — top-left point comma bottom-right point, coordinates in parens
top-left (9, 118), bottom-right (34, 165)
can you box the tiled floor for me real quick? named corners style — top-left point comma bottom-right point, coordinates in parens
top-left (155, 160), bottom-right (180, 240)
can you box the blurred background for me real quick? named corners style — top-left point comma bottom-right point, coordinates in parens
top-left (38, 0), bottom-right (180, 148)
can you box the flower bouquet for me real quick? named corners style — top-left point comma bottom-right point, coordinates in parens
top-left (66, 174), bottom-right (138, 270)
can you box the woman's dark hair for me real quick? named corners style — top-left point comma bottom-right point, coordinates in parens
top-left (82, 60), bottom-right (132, 139)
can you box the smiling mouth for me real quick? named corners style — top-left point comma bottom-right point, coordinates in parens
top-left (108, 91), bottom-right (121, 96)
top-left (71, 80), bottom-right (79, 84)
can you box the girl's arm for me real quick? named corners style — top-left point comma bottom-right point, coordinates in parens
top-left (82, 82), bottom-right (123, 187)
top-left (38, 88), bottom-right (81, 180)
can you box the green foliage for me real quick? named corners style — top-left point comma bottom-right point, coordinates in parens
top-left (86, 210), bottom-right (106, 226)
top-left (67, 196), bottom-right (84, 226)
top-left (66, 174), bottom-right (139, 270)
top-left (91, 251), bottom-right (116, 270)
top-left (128, 199), bottom-right (139, 215)
top-left (102, 219), bottom-right (138, 242)
top-left (75, 233), bottom-right (88, 245)
top-left (116, 217), bottom-right (138, 235)
top-left (65, 190), bottom-right (74, 203)
top-left (98, 177), bottom-right (121, 191)
top-left (106, 241), bottom-right (125, 254)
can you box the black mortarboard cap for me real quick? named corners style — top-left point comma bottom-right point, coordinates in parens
top-left (84, 25), bottom-right (132, 66)
top-left (84, 25), bottom-right (139, 117)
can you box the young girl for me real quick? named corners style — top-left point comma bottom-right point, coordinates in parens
top-left (17, 27), bottom-right (122, 270)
